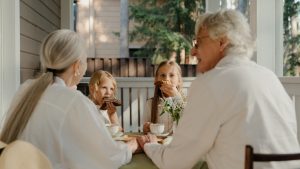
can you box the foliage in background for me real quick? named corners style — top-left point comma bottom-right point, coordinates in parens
top-left (283, 0), bottom-right (300, 76)
top-left (129, 0), bottom-right (205, 64)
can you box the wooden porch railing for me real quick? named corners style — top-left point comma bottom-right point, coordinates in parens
top-left (80, 57), bottom-right (197, 132)
top-left (78, 73), bottom-right (300, 139)
top-left (82, 58), bottom-right (300, 139)
top-left (85, 57), bottom-right (197, 77)
top-left (78, 77), bottom-right (195, 132)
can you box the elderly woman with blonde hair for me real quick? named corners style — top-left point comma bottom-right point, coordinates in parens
top-left (137, 9), bottom-right (300, 169)
top-left (1, 29), bottom-right (138, 169)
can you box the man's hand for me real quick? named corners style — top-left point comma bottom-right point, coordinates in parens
top-left (136, 134), bottom-right (158, 149)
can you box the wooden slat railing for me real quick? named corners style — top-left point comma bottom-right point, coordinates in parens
top-left (78, 77), bottom-right (195, 132)
top-left (78, 75), bottom-right (300, 136)
top-left (85, 57), bottom-right (197, 77)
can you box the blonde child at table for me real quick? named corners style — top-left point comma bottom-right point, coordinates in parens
top-left (89, 70), bottom-right (121, 128)
top-left (143, 60), bottom-right (185, 133)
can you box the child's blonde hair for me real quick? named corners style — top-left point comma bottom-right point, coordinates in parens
top-left (88, 70), bottom-right (117, 102)
top-left (151, 60), bottom-right (183, 123)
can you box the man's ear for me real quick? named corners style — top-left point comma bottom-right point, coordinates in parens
top-left (219, 37), bottom-right (229, 51)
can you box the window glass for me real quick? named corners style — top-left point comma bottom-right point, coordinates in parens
top-left (283, 0), bottom-right (300, 76)
top-left (220, 0), bottom-right (250, 17)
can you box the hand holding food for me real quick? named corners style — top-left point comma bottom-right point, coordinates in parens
top-left (154, 80), bottom-right (179, 97)
top-left (100, 97), bottom-right (122, 111)
top-left (154, 79), bottom-right (171, 86)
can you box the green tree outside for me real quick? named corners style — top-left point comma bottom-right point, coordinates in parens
top-left (129, 0), bottom-right (205, 64)
top-left (283, 0), bottom-right (300, 76)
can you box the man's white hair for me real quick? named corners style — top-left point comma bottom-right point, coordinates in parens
top-left (195, 9), bottom-right (256, 58)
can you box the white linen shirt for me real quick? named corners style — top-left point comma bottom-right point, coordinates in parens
top-left (144, 54), bottom-right (300, 169)
top-left (15, 77), bottom-right (131, 169)
top-left (97, 108), bottom-right (112, 125)
top-left (144, 98), bottom-right (173, 133)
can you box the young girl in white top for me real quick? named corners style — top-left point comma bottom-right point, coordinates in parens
top-left (143, 60), bottom-right (185, 133)
top-left (89, 70), bottom-right (121, 128)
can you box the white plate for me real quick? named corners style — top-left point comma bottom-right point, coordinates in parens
top-left (113, 135), bottom-right (132, 142)
top-left (151, 132), bottom-right (169, 137)
top-left (112, 131), bottom-right (124, 137)
top-left (162, 136), bottom-right (173, 145)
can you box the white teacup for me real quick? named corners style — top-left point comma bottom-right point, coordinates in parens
top-left (150, 123), bottom-right (164, 134)
top-left (107, 124), bottom-right (119, 136)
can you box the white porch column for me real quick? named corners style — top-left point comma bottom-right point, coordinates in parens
top-left (254, 0), bottom-right (283, 76)
top-left (0, 0), bottom-right (20, 120)
top-left (61, 0), bottom-right (74, 30)
top-left (275, 0), bottom-right (284, 76)
top-left (77, 0), bottom-right (95, 58)
top-left (120, 0), bottom-right (129, 58)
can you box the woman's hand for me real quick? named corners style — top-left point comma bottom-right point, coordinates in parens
top-left (136, 134), bottom-right (158, 149)
top-left (143, 122), bottom-right (151, 134)
top-left (126, 137), bottom-right (139, 153)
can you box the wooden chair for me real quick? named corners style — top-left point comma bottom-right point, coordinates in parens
top-left (245, 145), bottom-right (300, 169)
top-left (0, 140), bottom-right (53, 169)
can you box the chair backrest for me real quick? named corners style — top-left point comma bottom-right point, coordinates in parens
top-left (245, 145), bottom-right (300, 169)
top-left (0, 140), bottom-right (53, 169)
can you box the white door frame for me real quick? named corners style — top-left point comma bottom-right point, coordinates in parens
top-left (0, 0), bottom-right (20, 121)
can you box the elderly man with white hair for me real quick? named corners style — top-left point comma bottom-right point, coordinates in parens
top-left (137, 9), bottom-right (300, 169)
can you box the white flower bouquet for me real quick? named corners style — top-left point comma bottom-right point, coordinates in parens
top-left (160, 97), bottom-right (186, 125)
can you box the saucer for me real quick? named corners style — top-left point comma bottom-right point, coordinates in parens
top-left (112, 131), bottom-right (124, 137)
top-left (113, 135), bottom-right (132, 142)
top-left (151, 132), bottom-right (169, 137)
top-left (162, 136), bottom-right (173, 145)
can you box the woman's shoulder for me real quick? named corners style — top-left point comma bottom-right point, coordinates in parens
top-left (68, 89), bottom-right (92, 104)
top-left (54, 88), bottom-right (98, 117)
top-left (45, 84), bottom-right (92, 108)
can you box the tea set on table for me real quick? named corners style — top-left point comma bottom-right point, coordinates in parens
top-left (107, 123), bottom-right (173, 145)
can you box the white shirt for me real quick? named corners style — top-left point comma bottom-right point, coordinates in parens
top-left (144, 54), bottom-right (300, 169)
top-left (144, 98), bottom-right (173, 133)
top-left (14, 77), bottom-right (131, 169)
top-left (97, 107), bottom-right (112, 125)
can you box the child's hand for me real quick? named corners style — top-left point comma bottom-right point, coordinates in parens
top-left (143, 122), bottom-right (151, 134)
top-left (106, 102), bottom-right (116, 115)
top-left (160, 83), bottom-right (179, 97)
top-left (100, 97), bottom-right (122, 111)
